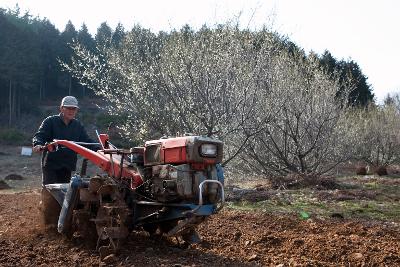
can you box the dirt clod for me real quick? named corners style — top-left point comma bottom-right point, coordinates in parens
top-left (350, 252), bottom-right (364, 260)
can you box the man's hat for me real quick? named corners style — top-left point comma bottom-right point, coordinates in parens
top-left (61, 96), bottom-right (79, 108)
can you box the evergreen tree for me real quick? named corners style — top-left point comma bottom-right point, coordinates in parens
top-left (0, 8), bottom-right (41, 125)
top-left (319, 50), bottom-right (337, 75)
top-left (59, 20), bottom-right (78, 96)
top-left (319, 50), bottom-right (374, 106)
top-left (33, 18), bottom-right (61, 100)
top-left (340, 60), bottom-right (374, 106)
top-left (76, 23), bottom-right (96, 97)
top-left (111, 22), bottom-right (126, 47)
top-left (60, 20), bottom-right (78, 60)
top-left (78, 23), bottom-right (95, 52)
top-left (95, 22), bottom-right (112, 48)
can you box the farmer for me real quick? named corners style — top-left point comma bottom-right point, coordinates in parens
top-left (32, 96), bottom-right (95, 185)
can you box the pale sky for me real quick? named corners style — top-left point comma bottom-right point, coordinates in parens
top-left (1, 0), bottom-right (399, 103)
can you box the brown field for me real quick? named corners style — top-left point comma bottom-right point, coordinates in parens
top-left (0, 145), bottom-right (399, 266)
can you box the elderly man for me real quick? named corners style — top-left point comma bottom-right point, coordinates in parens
top-left (33, 96), bottom-right (95, 185)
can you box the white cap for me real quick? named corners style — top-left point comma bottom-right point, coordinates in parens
top-left (61, 96), bottom-right (79, 108)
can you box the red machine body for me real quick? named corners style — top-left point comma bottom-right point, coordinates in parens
top-left (43, 133), bottom-right (225, 259)
top-left (45, 134), bottom-right (223, 191)
top-left (46, 136), bottom-right (143, 188)
top-left (144, 136), bottom-right (223, 166)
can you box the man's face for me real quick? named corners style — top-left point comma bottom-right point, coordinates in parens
top-left (60, 106), bottom-right (78, 121)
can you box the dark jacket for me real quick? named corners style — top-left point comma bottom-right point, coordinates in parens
top-left (32, 114), bottom-right (94, 171)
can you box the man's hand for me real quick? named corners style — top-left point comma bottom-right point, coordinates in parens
top-left (33, 145), bottom-right (45, 153)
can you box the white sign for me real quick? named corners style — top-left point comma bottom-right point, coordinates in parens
top-left (21, 147), bottom-right (32, 156)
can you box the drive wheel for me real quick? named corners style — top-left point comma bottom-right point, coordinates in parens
top-left (143, 223), bottom-right (158, 235)
top-left (159, 220), bottom-right (178, 234)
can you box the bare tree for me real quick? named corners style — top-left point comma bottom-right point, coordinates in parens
top-left (63, 24), bottom-right (358, 174)
top-left (239, 52), bottom-right (355, 176)
top-left (63, 24), bottom-right (284, 165)
top-left (384, 92), bottom-right (400, 114)
top-left (350, 104), bottom-right (400, 169)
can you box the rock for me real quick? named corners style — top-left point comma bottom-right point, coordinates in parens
top-left (72, 254), bottom-right (80, 262)
top-left (247, 254), bottom-right (259, 261)
top-left (350, 252), bottom-right (364, 260)
top-left (376, 166), bottom-right (387, 176)
top-left (102, 254), bottom-right (117, 264)
top-left (233, 231), bottom-right (242, 241)
top-left (356, 166), bottom-right (367, 175)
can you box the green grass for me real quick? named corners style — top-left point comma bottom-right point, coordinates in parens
top-left (228, 190), bottom-right (329, 216)
top-left (0, 128), bottom-right (26, 145)
top-left (227, 187), bottom-right (400, 222)
top-left (336, 200), bottom-right (400, 221)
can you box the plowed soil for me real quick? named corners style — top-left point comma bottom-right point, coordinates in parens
top-left (1, 145), bottom-right (400, 266)
top-left (0, 191), bottom-right (399, 267)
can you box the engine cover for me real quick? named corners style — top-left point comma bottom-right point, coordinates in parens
top-left (144, 136), bottom-right (223, 166)
top-left (150, 164), bottom-right (220, 203)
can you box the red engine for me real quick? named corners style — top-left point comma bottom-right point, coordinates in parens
top-left (138, 136), bottom-right (223, 202)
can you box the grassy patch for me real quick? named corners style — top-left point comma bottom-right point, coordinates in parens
top-left (227, 190), bottom-right (330, 217)
top-left (335, 200), bottom-right (400, 221)
top-left (227, 187), bottom-right (400, 222)
top-left (0, 128), bottom-right (27, 145)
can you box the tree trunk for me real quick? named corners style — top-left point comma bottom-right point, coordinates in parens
top-left (12, 85), bottom-right (17, 122)
top-left (8, 79), bottom-right (12, 127)
top-left (82, 84), bottom-right (85, 98)
top-left (69, 76), bottom-right (72, 95)
top-left (39, 79), bottom-right (43, 100)
top-left (16, 87), bottom-right (20, 119)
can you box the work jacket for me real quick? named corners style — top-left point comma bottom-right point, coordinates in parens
top-left (32, 114), bottom-right (95, 171)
